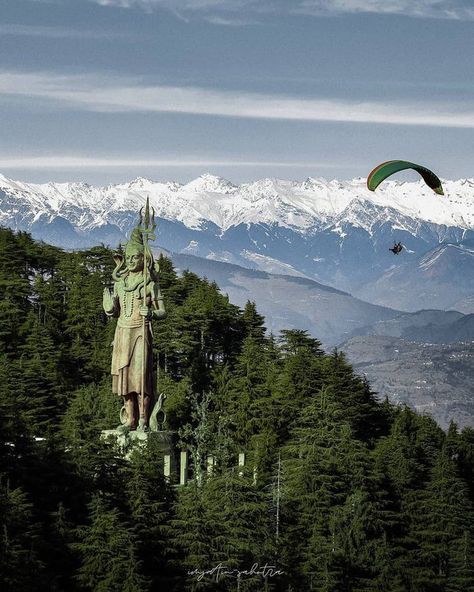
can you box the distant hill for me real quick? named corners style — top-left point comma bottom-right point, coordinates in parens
top-left (169, 252), bottom-right (474, 347)
top-left (170, 252), bottom-right (399, 347)
top-left (342, 335), bottom-right (474, 429)
top-left (351, 309), bottom-right (474, 343)
top-left (356, 242), bottom-right (474, 312)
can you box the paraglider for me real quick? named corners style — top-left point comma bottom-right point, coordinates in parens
top-left (367, 160), bottom-right (444, 256)
top-left (389, 241), bottom-right (403, 255)
top-left (367, 160), bottom-right (444, 196)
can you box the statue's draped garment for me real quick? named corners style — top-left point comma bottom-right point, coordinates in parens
top-left (111, 278), bottom-right (154, 398)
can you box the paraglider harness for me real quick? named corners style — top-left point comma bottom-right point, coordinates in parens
top-left (389, 242), bottom-right (403, 255)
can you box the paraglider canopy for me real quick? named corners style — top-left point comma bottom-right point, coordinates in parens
top-left (367, 160), bottom-right (444, 195)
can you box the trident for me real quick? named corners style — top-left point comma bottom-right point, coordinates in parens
top-left (138, 196), bottom-right (156, 429)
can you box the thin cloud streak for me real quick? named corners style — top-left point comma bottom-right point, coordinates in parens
top-left (92, 0), bottom-right (474, 21)
top-left (0, 23), bottom-right (135, 39)
top-left (0, 71), bottom-right (473, 128)
top-left (95, 0), bottom-right (242, 9)
top-left (204, 15), bottom-right (261, 26)
top-left (0, 155), bottom-right (357, 169)
top-left (296, 0), bottom-right (474, 20)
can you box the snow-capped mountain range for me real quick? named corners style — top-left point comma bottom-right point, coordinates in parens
top-left (1, 172), bottom-right (473, 311)
top-left (1, 172), bottom-right (473, 233)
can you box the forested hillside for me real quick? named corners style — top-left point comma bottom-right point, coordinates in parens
top-left (1, 226), bottom-right (474, 591)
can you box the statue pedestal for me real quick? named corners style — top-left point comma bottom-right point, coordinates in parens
top-left (101, 427), bottom-right (148, 450)
top-left (101, 429), bottom-right (177, 479)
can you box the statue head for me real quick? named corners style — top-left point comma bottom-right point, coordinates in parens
top-left (113, 225), bottom-right (156, 281)
top-left (125, 249), bottom-right (144, 273)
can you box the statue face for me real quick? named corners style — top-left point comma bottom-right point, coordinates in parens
top-left (126, 251), bottom-right (144, 272)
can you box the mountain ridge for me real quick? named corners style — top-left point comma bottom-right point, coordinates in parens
top-left (1, 171), bottom-right (473, 312)
top-left (2, 172), bottom-right (474, 233)
top-left (168, 251), bottom-right (474, 347)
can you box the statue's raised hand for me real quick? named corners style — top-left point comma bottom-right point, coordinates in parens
top-left (103, 287), bottom-right (115, 314)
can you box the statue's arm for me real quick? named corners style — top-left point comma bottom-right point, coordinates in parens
top-left (103, 285), bottom-right (119, 317)
top-left (151, 282), bottom-right (166, 319)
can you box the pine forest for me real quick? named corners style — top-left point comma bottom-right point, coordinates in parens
top-left (1, 226), bottom-right (474, 592)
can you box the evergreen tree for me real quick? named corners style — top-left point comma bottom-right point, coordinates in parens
top-left (124, 438), bottom-right (176, 588)
top-left (322, 349), bottom-right (387, 442)
top-left (16, 312), bottom-right (63, 432)
top-left (171, 481), bottom-right (215, 591)
top-left (173, 470), bottom-right (273, 592)
top-left (280, 389), bottom-right (364, 590)
top-left (224, 336), bottom-right (274, 444)
top-left (242, 300), bottom-right (266, 342)
top-left (409, 447), bottom-right (474, 591)
top-left (0, 228), bottom-right (31, 353)
top-left (277, 329), bottom-right (325, 416)
top-left (0, 480), bottom-right (44, 592)
top-left (44, 503), bottom-right (79, 592)
top-left (73, 495), bottom-right (148, 592)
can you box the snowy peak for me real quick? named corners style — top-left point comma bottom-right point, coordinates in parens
top-left (182, 173), bottom-right (237, 194)
top-left (0, 172), bottom-right (473, 235)
top-left (127, 177), bottom-right (159, 190)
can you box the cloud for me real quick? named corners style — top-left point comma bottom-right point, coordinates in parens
top-left (204, 15), bottom-right (261, 26)
top-left (0, 23), bottom-right (133, 39)
top-left (1, 70), bottom-right (473, 128)
top-left (296, 0), bottom-right (474, 20)
top-left (93, 0), bottom-right (240, 11)
top-left (93, 0), bottom-right (256, 24)
top-left (0, 155), bottom-right (352, 169)
top-left (90, 0), bottom-right (474, 21)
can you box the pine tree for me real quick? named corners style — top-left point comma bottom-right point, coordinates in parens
top-left (171, 481), bottom-right (216, 591)
top-left (156, 254), bottom-right (180, 298)
top-left (409, 447), bottom-right (474, 591)
top-left (224, 336), bottom-right (273, 444)
top-left (60, 249), bottom-right (113, 383)
top-left (43, 503), bottom-right (79, 592)
top-left (242, 300), bottom-right (266, 342)
top-left (173, 470), bottom-right (273, 592)
top-left (15, 312), bottom-right (63, 432)
top-left (0, 228), bottom-right (31, 354)
top-left (280, 389), bottom-right (364, 590)
top-left (124, 438), bottom-right (176, 588)
top-left (73, 495), bottom-right (148, 592)
top-left (60, 381), bottom-right (126, 496)
top-left (322, 349), bottom-right (387, 442)
top-left (0, 479), bottom-right (44, 592)
top-left (276, 329), bottom-right (325, 423)
top-left (201, 468), bottom-right (273, 592)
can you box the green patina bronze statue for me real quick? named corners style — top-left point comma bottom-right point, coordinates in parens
top-left (103, 198), bottom-right (165, 432)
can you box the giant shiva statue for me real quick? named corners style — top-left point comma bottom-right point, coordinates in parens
top-left (102, 198), bottom-right (165, 432)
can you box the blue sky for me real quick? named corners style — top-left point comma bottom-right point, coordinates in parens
top-left (0, 0), bottom-right (473, 184)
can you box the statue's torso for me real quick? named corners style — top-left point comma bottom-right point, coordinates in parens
top-left (115, 277), bottom-right (151, 328)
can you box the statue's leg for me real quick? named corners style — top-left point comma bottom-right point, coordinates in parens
top-left (137, 393), bottom-right (154, 431)
top-left (123, 393), bottom-right (138, 430)
top-left (144, 393), bottom-right (152, 425)
top-left (138, 336), bottom-right (154, 430)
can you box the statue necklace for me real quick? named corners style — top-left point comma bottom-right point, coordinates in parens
top-left (122, 273), bottom-right (145, 318)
